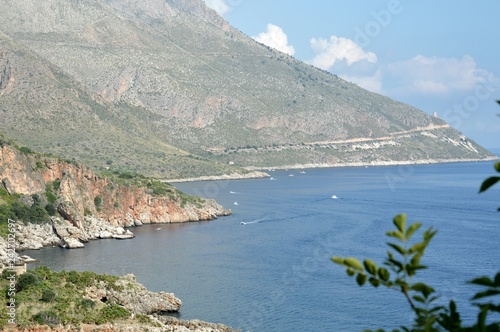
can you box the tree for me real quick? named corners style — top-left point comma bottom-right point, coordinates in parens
top-left (333, 213), bottom-right (499, 331)
top-left (332, 101), bottom-right (500, 331)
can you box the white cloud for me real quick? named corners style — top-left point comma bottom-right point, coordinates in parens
top-left (384, 55), bottom-right (496, 95)
top-left (319, 52), bottom-right (499, 97)
top-left (252, 24), bottom-right (296, 56)
top-left (203, 0), bottom-right (230, 16)
top-left (308, 36), bottom-right (377, 71)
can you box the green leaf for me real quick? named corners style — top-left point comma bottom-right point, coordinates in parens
top-left (411, 282), bottom-right (435, 298)
top-left (488, 304), bottom-right (500, 313)
top-left (412, 295), bottom-right (426, 303)
top-left (368, 277), bottom-right (381, 287)
top-left (346, 268), bottom-right (356, 277)
top-left (423, 227), bottom-right (437, 242)
top-left (429, 295), bottom-right (440, 303)
top-left (479, 176), bottom-right (500, 193)
top-left (471, 289), bottom-right (500, 300)
top-left (408, 242), bottom-right (426, 254)
top-left (410, 252), bottom-right (422, 266)
top-left (494, 272), bottom-right (500, 286)
top-left (331, 256), bottom-right (344, 265)
top-left (363, 259), bottom-right (378, 275)
top-left (393, 214), bottom-right (406, 234)
top-left (356, 273), bottom-right (367, 286)
top-left (387, 243), bottom-right (406, 256)
top-left (469, 276), bottom-right (494, 287)
top-left (495, 162), bottom-right (500, 172)
top-left (386, 230), bottom-right (405, 242)
top-left (405, 222), bottom-right (421, 240)
top-left (406, 262), bottom-right (428, 275)
top-left (378, 268), bottom-right (390, 281)
top-left (386, 258), bottom-right (403, 272)
top-left (344, 257), bottom-right (364, 271)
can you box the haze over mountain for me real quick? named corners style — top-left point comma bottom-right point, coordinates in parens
top-left (0, 0), bottom-right (494, 178)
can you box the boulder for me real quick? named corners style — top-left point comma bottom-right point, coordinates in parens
top-left (60, 237), bottom-right (84, 249)
top-left (107, 274), bottom-right (182, 314)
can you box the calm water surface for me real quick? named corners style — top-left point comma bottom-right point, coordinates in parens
top-left (27, 162), bottom-right (500, 331)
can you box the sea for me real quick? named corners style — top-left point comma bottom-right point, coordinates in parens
top-left (26, 161), bottom-right (500, 331)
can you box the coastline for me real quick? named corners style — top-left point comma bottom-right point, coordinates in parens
top-left (166, 170), bottom-right (270, 183)
top-left (166, 157), bottom-right (500, 182)
top-left (246, 157), bottom-right (500, 171)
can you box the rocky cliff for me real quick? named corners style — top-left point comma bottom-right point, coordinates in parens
top-left (0, 141), bottom-right (230, 252)
top-left (1, 143), bottom-right (229, 225)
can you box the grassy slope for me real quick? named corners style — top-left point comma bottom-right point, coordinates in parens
top-left (0, 267), bottom-right (158, 328)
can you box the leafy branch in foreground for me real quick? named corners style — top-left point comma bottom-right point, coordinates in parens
top-left (332, 213), bottom-right (500, 331)
top-left (332, 214), bottom-right (443, 331)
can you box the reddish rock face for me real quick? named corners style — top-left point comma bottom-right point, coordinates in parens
top-left (0, 144), bottom-right (230, 228)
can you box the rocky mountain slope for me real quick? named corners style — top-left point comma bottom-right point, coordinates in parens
top-left (0, 0), bottom-right (495, 178)
top-left (0, 137), bottom-right (230, 251)
top-left (0, 34), bottom-right (248, 179)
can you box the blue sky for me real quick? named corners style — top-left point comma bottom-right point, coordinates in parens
top-left (203, 0), bottom-right (500, 149)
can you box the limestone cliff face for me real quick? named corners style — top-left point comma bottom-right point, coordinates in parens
top-left (0, 144), bottom-right (230, 229)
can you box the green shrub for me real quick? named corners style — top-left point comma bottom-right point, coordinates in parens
top-left (34, 160), bottom-right (46, 170)
top-left (16, 272), bottom-right (40, 292)
top-left (18, 146), bottom-right (33, 154)
top-left (0, 187), bottom-right (11, 199)
top-left (1, 269), bottom-right (16, 283)
top-left (41, 289), bottom-right (56, 303)
top-left (78, 298), bottom-right (96, 310)
top-left (52, 179), bottom-right (61, 190)
top-left (96, 304), bottom-right (130, 324)
top-left (45, 189), bottom-right (57, 204)
top-left (94, 196), bottom-right (103, 211)
top-left (45, 203), bottom-right (57, 216)
top-left (32, 310), bottom-right (60, 326)
top-left (135, 313), bottom-right (153, 324)
top-left (118, 172), bottom-right (134, 179)
top-left (12, 202), bottom-right (50, 224)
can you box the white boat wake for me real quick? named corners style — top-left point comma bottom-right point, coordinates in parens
top-left (240, 217), bottom-right (268, 225)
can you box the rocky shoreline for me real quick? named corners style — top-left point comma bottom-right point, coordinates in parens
top-left (166, 157), bottom-right (499, 183)
top-left (244, 156), bottom-right (500, 172)
top-left (166, 170), bottom-right (270, 183)
top-left (0, 269), bottom-right (240, 332)
top-left (0, 219), bottom-right (241, 332)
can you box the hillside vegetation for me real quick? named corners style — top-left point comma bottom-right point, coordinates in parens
top-left (0, 0), bottom-right (494, 178)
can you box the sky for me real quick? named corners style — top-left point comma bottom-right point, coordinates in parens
top-left (203, 0), bottom-right (500, 149)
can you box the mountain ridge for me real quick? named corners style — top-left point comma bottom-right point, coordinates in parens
top-left (0, 0), bottom-right (494, 178)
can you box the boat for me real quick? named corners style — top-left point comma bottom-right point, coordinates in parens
top-left (299, 171), bottom-right (306, 174)
top-left (155, 227), bottom-right (161, 231)
top-left (331, 195), bottom-right (338, 199)
top-left (289, 174), bottom-right (294, 177)
top-left (270, 177), bottom-right (275, 180)
top-left (233, 201), bottom-right (238, 205)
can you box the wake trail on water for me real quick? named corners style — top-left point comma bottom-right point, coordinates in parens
top-left (241, 212), bottom-right (325, 225)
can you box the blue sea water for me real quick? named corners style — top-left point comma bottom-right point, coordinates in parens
top-left (27, 162), bottom-right (500, 331)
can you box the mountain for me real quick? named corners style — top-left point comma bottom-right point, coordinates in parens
top-left (0, 33), bottom-right (245, 178)
top-left (0, 0), bottom-right (494, 178)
